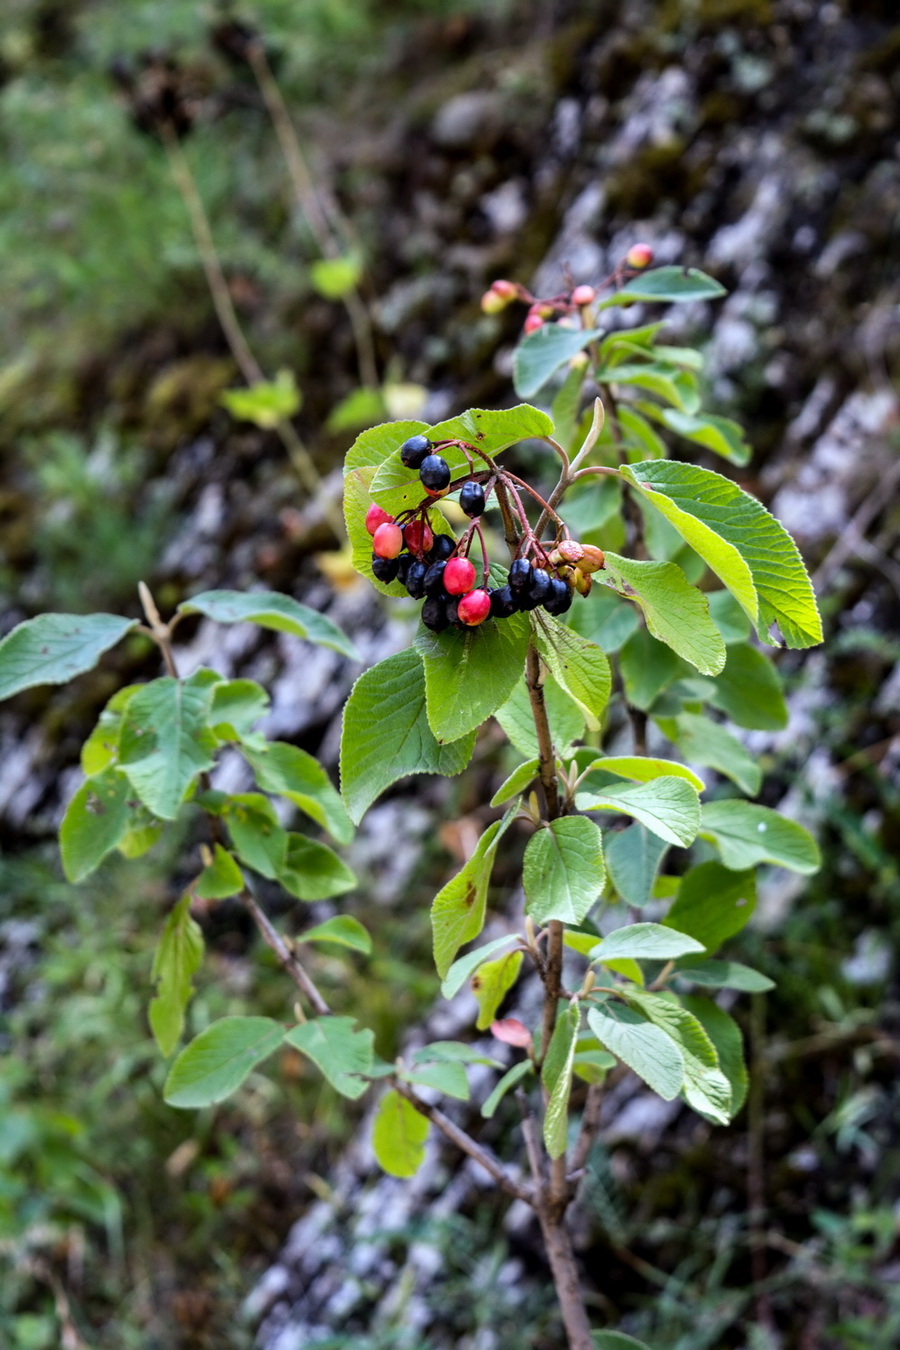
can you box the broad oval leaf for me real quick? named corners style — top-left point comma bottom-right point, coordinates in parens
top-left (432, 812), bottom-right (515, 978)
top-left (675, 960), bottom-right (773, 993)
top-left (164, 1016), bottom-right (285, 1108)
top-left (372, 1090), bottom-right (429, 1178)
top-left (401, 1060), bottom-right (470, 1101)
top-left (601, 552), bottom-right (726, 676)
top-left (663, 860), bottom-right (757, 953)
top-left (626, 988), bottom-right (732, 1124)
top-left (660, 408), bottom-right (751, 466)
top-left (700, 800), bottom-right (820, 874)
top-left (179, 589), bottom-right (358, 660)
top-left (533, 613), bottom-right (612, 730)
top-left (417, 612), bottom-right (531, 744)
top-left (605, 823), bottom-right (669, 909)
top-left (682, 995), bottom-right (749, 1116)
top-left (471, 950), bottom-right (523, 1031)
top-left (524, 816), bottom-right (606, 926)
top-left (669, 712), bottom-right (761, 797)
top-left (598, 266), bottom-right (726, 308)
top-left (298, 915), bottom-right (372, 954)
top-left (194, 844), bottom-right (244, 900)
top-left (245, 741), bottom-right (354, 845)
top-left (149, 893), bottom-right (204, 1057)
top-left (587, 1003), bottom-right (684, 1100)
top-left (119, 675), bottom-right (218, 821)
top-left (284, 1017), bottom-right (374, 1099)
top-left (60, 766), bottom-right (133, 882)
top-left (576, 776), bottom-right (700, 848)
top-left (277, 834), bottom-right (356, 901)
top-left (513, 325), bottom-right (603, 399)
top-left (709, 642), bottom-right (788, 730)
top-left (0, 613), bottom-right (137, 701)
top-left (592, 923), bottom-right (705, 964)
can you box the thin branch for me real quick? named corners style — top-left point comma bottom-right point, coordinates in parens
top-left (241, 888), bottom-right (332, 1018)
top-left (568, 1082), bottom-right (604, 1183)
top-left (138, 582), bottom-right (177, 676)
top-left (516, 1087), bottom-right (546, 1190)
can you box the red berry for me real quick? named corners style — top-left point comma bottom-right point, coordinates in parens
top-left (491, 279), bottom-right (517, 300)
top-left (457, 589), bottom-right (491, 626)
top-left (626, 243), bottom-right (654, 269)
top-left (523, 312), bottom-right (544, 335)
top-left (571, 284), bottom-right (596, 306)
top-left (404, 519), bottom-right (434, 555)
top-left (444, 557), bottom-right (477, 595)
top-left (372, 522), bottom-right (403, 559)
top-left (365, 503), bottom-right (394, 536)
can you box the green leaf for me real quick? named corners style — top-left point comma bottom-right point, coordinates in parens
top-left (340, 648), bottom-right (476, 823)
top-left (440, 934), bottom-right (520, 1000)
top-left (569, 584), bottom-right (639, 653)
top-left (664, 861), bottom-right (757, 953)
top-left (551, 363), bottom-right (587, 449)
top-left (481, 1061), bottom-right (533, 1119)
top-left (277, 834), bottom-right (356, 901)
top-left (310, 253), bottom-right (363, 299)
top-left (178, 589), bottom-right (358, 660)
top-left (411, 1041), bottom-right (504, 1068)
top-left (700, 800), bottom-right (820, 873)
top-left (593, 1333), bottom-right (655, 1350)
top-left (148, 893), bottom-right (204, 1058)
top-left (298, 916), bottom-right (372, 954)
top-left (682, 996), bottom-right (749, 1115)
top-left (80, 684), bottom-right (140, 775)
top-left (60, 766), bottom-right (133, 882)
top-left (210, 680), bottom-right (270, 736)
top-left (670, 713), bottom-right (762, 796)
top-left (513, 325), bottom-right (603, 399)
top-left (617, 404), bottom-right (668, 459)
top-left (618, 627), bottom-right (685, 710)
top-left (219, 369), bottom-right (300, 428)
top-left (599, 266), bottom-right (726, 307)
top-left (223, 794), bottom-right (287, 879)
top-left (401, 1060), bottom-right (470, 1101)
top-left (707, 589), bottom-right (751, 644)
top-left (586, 1003), bottom-right (684, 1099)
top-left (605, 824), bottom-right (669, 908)
top-left (244, 741), bottom-right (354, 845)
top-left (432, 814), bottom-right (513, 977)
top-left (284, 1017), bottom-right (374, 1099)
top-left (472, 950), bottom-right (524, 1031)
top-left (417, 610), bottom-right (531, 743)
top-left (325, 386), bottom-right (388, 433)
top-left (532, 613), bottom-right (612, 729)
top-left (372, 1090), bottom-right (429, 1178)
top-left (495, 676), bottom-right (584, 758)
top-left (621, 461), bottom-right (823, 649)
top-left (344, 418), bottom-right (429, 475)
top-left (601, 552), bottom-right (726, 676)
top-left (542, 1004), bottom-right (580, 1158)
top-left (593, 923), bottom-right (705, 964)
top-left (524, 816), bottom-right (606, 926)
top-left (708, 643), bottom-right (788, 729)
top-left (625, 989), bottom-right (732, 1123)
top-left (675, 960), bottom-right (773, 992)
top-left (577, 777), bottom-right (700, 848)
top-left (118, 675), bottom-right (218, 820)
top-left (580, 756), bottom-right (705, 792)
top-left (164, 1016), bottom-right (285, 1108)
top-left (195, 844), bottom-right (244, 900)
top-left (490, 757), bottom-right (540, 808)
top-left (659, 408), bottom-right (751, 466)
top-left (0, 613), bottom-right (137, 701)
top-left (595, 363), bottom-right (700, 414)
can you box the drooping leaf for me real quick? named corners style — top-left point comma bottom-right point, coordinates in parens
top-left (594, 363), bottom-right (700, 415)
top-left (441, 934), bottom-right (520, 1000)
top-left (604, 824), bottom-right (669, 908)
top-left (60, 766), bottom-right (134, 883)
top-left (587, 1003), bottom-right (684, 1100)
top-left (659, 408), bottom-right (751, 466)
top-left (276, 834), bottom-right (356, 901)
top-left (372, 1090), bottom-right (429, 1178)
top-left (340, 648), bottom-right (476, 823)
top-left (542, 1004), bottom-right (580, 1158)
top-left (675, 960), bottom-right (773, 992)
top-left (432, 813), bottom-right (514, 977)
top-left (682, 995), bottom-right (749, 1115)
top-left (178, 589), bottom-right (358, 660)
top-left (524, 816), bottom-right (606, 926)
top-left (410, 1041), bottom-right (505, 1068)
top-left (663, 861), bottom-right (757, 953)
top-left (298, 916), bottom-right (372, 954)
top-left (513, 325), bottom-right (603, 399)
top-left (245, 741), bottom-right (354, 845)
top-left (481, 1061), bottom-right (533, 1119)
top-left (118, 674), bottom-right (218, 820)
top-left (601, 552), bottom-right (726, 676)
top-left (618, 627), bottom-right (686, 710)
top-left (284, 1017), bottom-right (374, 1099)
top-left (670, 713), bottom-right (762, 796)
top-left (472, 950), bottom-right (524, 1031)
top-left (148, 893), bottom-right (204, 1058)
top-left (417, 611), bottom-right (531, 743)
top-left (164, 1016), bottom-right (285, 1108)
top-left (401, 1060), bottom-right (470, 1101)
top-left (708, 642), bottom-right (789, 729)
top-left (625, 988), bottom-right (732, 1124)
top-left (0, 613), bottom-right (137, 701)
top-left (700, 800), bottom-right (820, 874)
top-left (490, 757), bottom-right (540, 808)
top-left (621, 461), bottom-right (823, 649)
top-left (576, 776), bottom-right (700, 848)
top-left (194, 844), bottom-right (244, 900)
top-left (220, 369), bottom-right (301, 427)
top-left (598, 266), bottom-right (727, 307)
top-left (592, 923), bottom-right (705, 965)
top-left (533, 612), bottom-right (612, 730)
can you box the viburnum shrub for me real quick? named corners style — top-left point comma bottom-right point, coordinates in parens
top-left (0, 253), bottom-right (823, 1349)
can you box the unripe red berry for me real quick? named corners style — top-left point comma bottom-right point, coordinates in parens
top-left (626, 243), bottom-right (654, 269)
top-left (574, 567), bottom-right (593, 596)
top-left (578, 545), bottom-right (606, 573)
top-left (481, 288), bottom-right (507, 315)
top-left (372, 522), bottom-right (403, 559)
top-left (365, 503), bottom-right (394, 536)
top-left (523, 312), bottom-right (544, 335)
top-left (491, 280), bottom-right (518, 300)
top-left (571, 284), bottom-right (596, 306)
top-left (444, 557), bottom-right (477, 595)
top-left (557, 539), bottom-right (585, 564)
top-left (404, 519), bottom-right (434, 555)
top-left (457, 588), bottom-right (491, 626)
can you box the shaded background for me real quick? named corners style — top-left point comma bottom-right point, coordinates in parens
top-left (1, 1), bottom-right (898, 1347)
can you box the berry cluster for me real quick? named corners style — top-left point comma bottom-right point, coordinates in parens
top-left (365, 436), bottom-right (606, 634)
top-left (480, 243), bottom-right (655, 334)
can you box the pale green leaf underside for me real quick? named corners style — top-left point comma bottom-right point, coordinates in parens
top-left (298, 915), bottom-right (372, 954)
top-left (592, 922), bottom-right (705, 964)
top-left (179, 589), bottom-right (358, 660)
top-left (0, 612), bottom-right (137, 701)
top-left (577, 776), bottom-right (700, 848)
top-left (587, 1004), bottom-right (684, 1100)
top-left (700, 800), bottom-right (820, 873)
top-left (598, 266), bottom-right (726, 307)
top-left (581, 755), bottom-right (705, 793)
top-left (513, 325), bottom-right (603, 399)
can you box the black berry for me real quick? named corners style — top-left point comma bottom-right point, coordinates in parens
top-left (489, 585), bottom-right (518, 618)
top-left (427, 534), bottom-right (455, 563)
top-left (544, 576), bottom-right (573, 615)
top-left (522, 568), bottom-right (554, 610)
top-left (399, 434), bottom-right (432, 469)
top-left (421, 596), bottom-right (451, 632)
top-left (372, 554), bottom-right (400, 583)
top-left (396, 553), bottom-right (413, 585)
top-left (405, 559), bottom-right (428, 599)
top-left (423, 560), bottom-right (448, 597)
top-left (419, 454), bottom-right (451, 493)
top-left (459, 481), bottom-right (485, 518)
top-left (509, 559), bottom-right (533, 592)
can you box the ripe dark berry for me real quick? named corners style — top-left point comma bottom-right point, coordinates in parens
top-left (444, 557), bottom-right (477, 595)
top-left (458, 589), bottom-right (492, 626)
top-left (405, 560), bottom-right (428, 599)
top-left (365, 503), bottom-right (394, 536)
top-left (520, 568), bottom-right (553, 610)
top-left (419, 454), bottom-right (451, 493)
top-left (399, 434), bottom-right (432, 469)
top-left (421, 596), bottom-right (451, 632)
top-left (371, 554), bottom-right (400, 583)
top-left (489, 585), bottom-right (518, 618)
top-left (423, 560), bottom-right (448, 597)
top-left (396, 553), bottom-right (413, 585)
top-left (544, 576), bottom-right (573, 615)
top-left (459, 481), bottom-right (485, 518)
top-left (445, 596), bottom-right (463, 628)
top-left (509, 559), bottom-right (533, 592)
top-left (372, 522), bottom-right (403, 558)
top-left (427, 533), bottom-right (456, 563)
top-left (404, 519), bottom-right (434, 555)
